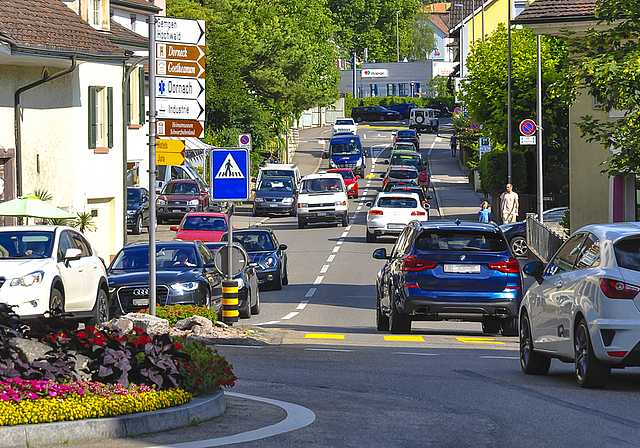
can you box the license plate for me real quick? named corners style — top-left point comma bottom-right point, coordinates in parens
top-left (316, 212), bottom-right (327, 217)
top-left (269, 204), bottom-right (278, 207)
top-left (171, 209), bottom-right (182, 213)
top-left (132, 298), bottom-right (149, 306)
top-left (388, 224), bottom-right (405, 229)
top-left (443, 264), bottom-right (481, 274)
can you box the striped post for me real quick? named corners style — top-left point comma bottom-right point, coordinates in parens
top-left (222, 280), bottom-right (239, 324)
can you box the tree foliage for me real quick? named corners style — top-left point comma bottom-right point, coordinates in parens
top-left (570, 0), bottom-right (640, 176)
top-left (406, 12), bottom-right (438, 61)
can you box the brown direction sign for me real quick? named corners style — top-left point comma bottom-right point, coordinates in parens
top-left (157, 43), bottom-right (205, 62)
top-left (157, 59), bottom-right (205, 79)
top-left (157, 119), bottom-right (204, 138)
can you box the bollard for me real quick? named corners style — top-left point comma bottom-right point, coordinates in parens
top-left (222, 280), bottom-right (239, 324)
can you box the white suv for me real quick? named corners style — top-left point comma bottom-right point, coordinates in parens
top-left (0, 226), bottom-right (109, 323)
top-left (297, 173), bottom-right (349, 228)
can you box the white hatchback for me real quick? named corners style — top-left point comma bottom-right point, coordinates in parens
top-left (520, 222), bottom-right (640, 388)
top-left (332, 118), bottom-right (358, 136)
top-left (366, 192), bottom-right (428, 242)
top-left (0, 226), bottom-right (109, 323)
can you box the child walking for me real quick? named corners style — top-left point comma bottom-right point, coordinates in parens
top-left (478, 201), bottom-right (491, 223)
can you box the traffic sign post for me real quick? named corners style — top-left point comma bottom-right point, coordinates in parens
top-left (471, 121), bottom-right (480, 131)
top-left (211, 148), bottom-right (250, 201)
top-left (238, 134), bottom-right (252, 152)
top-left (519, 119), bottom-right (536, 136)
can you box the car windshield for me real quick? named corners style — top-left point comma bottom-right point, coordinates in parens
top-left (389, 170), bottom-right (418, 180)
top-left (335, 119), bottom-right (353, 125)
top-left (331, 142), bottom-right (361, 156)
top-left (377, 197), bottom-right (418, 208)
top-left (397, 131), bottom-right (415, 137)
top-left (258, 178), bottom-right (294, 192)
top-left (162, 182), bottom-right (198, 195)
top-left (614, 237), bottom-right (640, 272)
top-left (301, 178), bottom-right (343, 193)
top-left (334, 171), bottom-right (354, 180)
top-left (415, 230), bottom-right (508, 252)
top-left (110, 245), bottom-right (199, 270)
top-left (181, 215), bottom-right (227, 232)
top-left (222, 232), bottom-right (275, 251)
top-left (261, 170), bottom-right (295, 178)
top-left (127, 189), bottom-right (140, 204)
top-left (391, 155), bottom-right (421, 166)
top-left (0, 231), bottom-right (54, 259)
top-left (391, 188), bottom-right (425, 200)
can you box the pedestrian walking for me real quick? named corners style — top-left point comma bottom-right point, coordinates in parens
top-left (450, 134), bottom-right (458, 157)
top-left (478, 201), bottom-right (492, 223)
top-left (500, 183), bottom-right (519, 224)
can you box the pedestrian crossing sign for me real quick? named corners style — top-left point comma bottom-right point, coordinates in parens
top-left (211, 149), bottom-right (250, 201)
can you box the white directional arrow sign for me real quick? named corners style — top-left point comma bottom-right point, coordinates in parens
top-left (156, 18), bottom-right (205, 45)
top-left (156, 77), bottom-right (205, 100)
top-left (157, 98), bottom-right (205, 121)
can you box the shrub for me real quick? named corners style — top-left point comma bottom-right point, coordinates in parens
top-left (173, 338), bottom-right (236, 396)
top-left (478, 150), bottom-right (528, 195)
top-left (140, 304), bottom-right (218, 326)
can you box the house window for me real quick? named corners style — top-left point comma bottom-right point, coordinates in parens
top-left (88, 86), bottom-right (114, 151)
top-left (91, 0), bottom-right (102, 27)
top-left (126, 67), bottom-right (146, 126)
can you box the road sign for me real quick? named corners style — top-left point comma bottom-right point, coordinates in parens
top-left (519, 119), bottom-right (536, 136)
top-left (156, 77), bottom-right (205, 100)
top-left (156, 43), bottom-right (205, 62)
top-left (157, 59), bottom-right (205, 79)
top-left (156, 151), bottom-right (185, 166)
top-left (157, 98), bottom-right (205, 121)
top-left (238, 134), bottom-right (252, 151)
top-left (479, 137), bottom-right (492, 158)
top-left (454, 107), bottom-right (462, 116)
top-left (156, 139), bottom-right (185, 153)
top-left (471, 121), bottom-right (480, 131)
top-left (211, 149), bottom-right (250, 201)
top-left (157, 120), bottom-right (204, 138)
top-left (156, 18), bottom-right (205, 45)
top-left (520, 135), bottom-right (536, 145)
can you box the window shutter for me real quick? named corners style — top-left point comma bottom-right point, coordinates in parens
top-left (138, 67), bottom-right (146, 125)
top-left (125, 77), bottom-right (131, 125)
top-left (88, 86), bottom-right (96, 149)
top-left (107, 87), bottom-right (114, 148)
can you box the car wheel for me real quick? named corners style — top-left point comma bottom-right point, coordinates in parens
top-left (204, 288), bottom-right (211, 308)
top-left (510, 236), bottom-right (528, 258)
top-left (366, 229), bottom-right (376, 243)
top-left (297, 219), bottom-right (305, 229)
top-left (157, 216), bottom-right (163, 225)
top-left (501, 316), bottom-right (518, 336)
top-left (388, 289), bottom-right (411, 334)
top-left (342, 214), bottom-right (349, 227)
top-left (520, 312), bottom-right (551, 374)
top-left (376, 293), bottom-right (389, 332)
top-left (289, 208), bottom-right (297, 217)
top-left (575, 318), bottom-right (610, 388)
top-left (482, 320), bottom-right (501, 334)
top-left (133, 215), bottom-right (143, 235)
top-left (379, 116), bottom-right (385, 121)
top-left (49, 287), bottom-right (64, 316)
top-left (89, 288), bottom-right (109, 326)
top-left (282, 264), bottom-right (289, 285)
top-left (251, 287), bottom-right (261, 315)
top-left (273, 267), bottom-right (283, 290)
top-left (355, 116), bottom-right (363, 123)
top-left (253, 208), bottom-right (261, 217)
top-left (240, 290), bottom-right (251, 319)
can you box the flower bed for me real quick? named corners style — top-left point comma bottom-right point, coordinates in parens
top-left (139, 304), bottom-right (219, 325)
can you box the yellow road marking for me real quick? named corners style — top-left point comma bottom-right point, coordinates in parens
top-left (384, 335), bottom-right (425, 342)
top-left (305, 333), bottom-right (345, 340)
top-left (456, 337), bottom-right (505, 344)
top-left (365, 174), bottom-right (376, 178)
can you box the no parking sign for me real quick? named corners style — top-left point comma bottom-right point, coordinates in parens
top-left (519, 119), bottom-right (536, 136)
top-left (238, 133), bottom-right (252, 151)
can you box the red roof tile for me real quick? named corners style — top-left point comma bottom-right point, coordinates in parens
top-left (109, 19), bottom-right (148, 47)
top-left (514, 0), bottom-right (597, 24)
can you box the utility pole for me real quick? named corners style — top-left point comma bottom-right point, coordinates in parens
top-left (148, 14), bottom-right (157, 316)
top-left (507, 0), bottom-right (513, 184)
top-left (396, 11), bottom-right (400, 63)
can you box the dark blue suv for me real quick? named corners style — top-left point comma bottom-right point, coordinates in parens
top-left (373, 221), bottom-right (522, 335)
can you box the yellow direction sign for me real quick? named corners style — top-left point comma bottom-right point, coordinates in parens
top-left (156, 139), bottom-right (185, 153)
top-left (156, 152), bottom-right (184, 166)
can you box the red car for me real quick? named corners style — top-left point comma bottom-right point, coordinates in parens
top-left (171, 212), bottom-right (229, 242)
top-left (327, 168), bottom-right (360, 198)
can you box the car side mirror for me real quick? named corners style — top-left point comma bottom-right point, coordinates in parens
top-left (279, 244), bottom-right (288, 251)
top-left (523, 261), bottom-right (544, 283)
top-left (204, 259), bottom-right (217, 269)
top-left (383, 160), bottom-right (389, 165)
top-left (372, 248), bottom-right (389, 260)
top-left (170, 226), bottom-right (178, 231)
top-left (365, 201), bottom-right (373, 207)
top-left (392, 130), bottom-right (398, 136)
top-left (355, 175), bottom-right (361, 180)
top-left (64, 248), bottom-right (82, 261)
top-left (379, 173), bottom-right (385, 178)
top-left (248, 261), bottom-right (259, 268)
top-left (322, 152), bottom-right (329, 159)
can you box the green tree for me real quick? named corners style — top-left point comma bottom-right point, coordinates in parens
top-left (461, 24), bottom-right (572, 193)
top-left (570, 0), bottom-right (640, 176)
top-left (406, 12), bottom-right (437, 61)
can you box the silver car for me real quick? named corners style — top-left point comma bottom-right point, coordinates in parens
top-left (520, 222), bottom-right (640, 388)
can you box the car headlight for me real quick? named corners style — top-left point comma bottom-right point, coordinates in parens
top-left (11, 271), bottom-right (44, 287)
top-left (188, 199), bottom-right (200, 206)
top-left (171, 282), bottom-right (199, 292)
top-left (298, 203), bottom-right (308, 208)
top-left (282, 197), bottom-right (294, 204)
top-left (356, 158), bottom-right (363, 167)
top-left (254, 197), bottom-right (264, 202)
top-left (335, 200), bottom-right (346, 206)
top-left (266, 257), bottom-right (276, 267)
top-left (127, 209), bottom-right (136, 215)
top-left (329, 160), bottom-right (336, 168)
top-left (157, 198), bottom-right (166, 205)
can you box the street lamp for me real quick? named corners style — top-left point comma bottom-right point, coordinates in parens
top-left (453, 3), bottom-right (464, 78)
top-left (396, 11), bottom-right (400, 63)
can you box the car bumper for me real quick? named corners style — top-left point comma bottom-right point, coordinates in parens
top-left (367, 218), bottom-right (409, 236)
top-left (400, 291), bottom-right (520, 321)
top-left (254, 203), bottom-right (295, 214)
top-left (255, 268), bottom-right (279, 285)
top-left (0, 283), bottom-right (51, 317)
top-left (298, 210), bottom-right (347, 223)
top-left (126, 214), bottom-right (139, 226)
top-left (110, 284), bottom-right (211, 314)
top-left (586, 314), bottom-right (640, 367)
top-left (157, 205), bottom-right (204, 219)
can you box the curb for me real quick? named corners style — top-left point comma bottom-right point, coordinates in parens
top-left (1, 391), bottom-right (225, 448)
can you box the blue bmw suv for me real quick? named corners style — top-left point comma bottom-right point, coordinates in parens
top-left (373, 221), bottom-right (522, 335)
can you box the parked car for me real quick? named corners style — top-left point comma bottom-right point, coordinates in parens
top-left (156, 179), bottom-right (211, 224)
top-left (297, 173), bottom-right (349, 228)
top-left (222, 228), bottom-right (288, 291)
top-left (386, 103), bottom-right (417, 119)
top-left (373, 221), bottom-right (521, 334)
top-left (204, 242), bottom-right (260, 318)
top-left (428, 104), bottom-right (452, 118)
top-left (520, 222), bottom-right (640, 388)
top-left (351, 106), bottom-right (402, 123)
top-left (252, 176), bottom-right (298, 217)
top-left (366, 192), bottom-right (428, 242)
top-left (107, 241), bottom-right (223, 317)
top-left (381, 166), bottom-right (420, 190)
top-left (328, 168), bottom-right (360, 198)
top-left (171, 212), bottom-right (229, 242)
top-left (393, 129), bottom-right (420, 150)
top-left (127, 187), bottom-right (151, 235)
top-left (0, 226), bottom-right (109, 323)
top-left (500, 207), bottom-right (568, 258)
top-left (332, 117), bottom-right (358, 135)
top-left (324, 134), bottom-right (367, 178)
top-left (409, 108), bottom-right (439, 133)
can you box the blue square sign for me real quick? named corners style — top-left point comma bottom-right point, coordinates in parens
top-left (211, 149), bottom-right (250, 201)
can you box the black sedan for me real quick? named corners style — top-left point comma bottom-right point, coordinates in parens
top-left (351, 106), bottom-right (402, 123)
top-left (222, 228), bottom-right (288, 290)
top-left (204, 242), bottom-right (261, 318)
top-left (127, 187), bottom-right (151, 235)
top-left (393, 129), bottom-right (420, 150)
top-left (107, 241), bottom-right (223, 316)
top-left (500, 207), bottom-right (568, 258)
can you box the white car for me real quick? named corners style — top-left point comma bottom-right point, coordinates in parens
top-left (0, 226), bottom-right (109, 323)
top-left (332, 118), bottom-right (358, 136)
top-left (520, 222), bottom-right (640, 388)
top-left (297, 173), bottom-right (349, 228)
top-left (366, 192), bottom-right (428, 242)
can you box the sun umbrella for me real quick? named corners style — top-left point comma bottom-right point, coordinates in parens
top-left (0, 195), bottom-right (75, 220)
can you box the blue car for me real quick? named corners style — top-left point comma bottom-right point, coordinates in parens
top-left (373, 221), bottom-right (522, 335)
top-left (222, 228), bottom-right (288, 290)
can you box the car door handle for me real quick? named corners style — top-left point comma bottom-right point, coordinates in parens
top-left (554, 280), bottom-right (563, 288)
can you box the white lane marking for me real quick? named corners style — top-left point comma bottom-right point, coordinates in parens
top-left (394, 352), bottom-right (440, 356)
top-left (427, 139), bottom-right (437, 156)
top-left (252, 321), bottom-right (280, 326)
top-left (214, 345), bottom-right (265, 349)
top-left (357, 206), bottom-right (362, 210)
top-left (282, 312), bottom-right (299, 320)
top-left (341, 232), bottom-right (348, 238)
top-left (479, 356), bottom-right (520, 359)
top-left (318, 139), bottom-right (326, 145)
top-left (320, 264), bottom-right (330, 273)
top-left (305, 288), bottom-right (317, 298)
top-left (305, 348), bottom-right (355, 353)
top-left (345, 226), bottom-right (351, 230)
top-left (332, 246), bottom-right (340, 253)
top-left (337, 239), bottom-right (344, 245)
top-left (296, 300), bottom-right (309, 310)
top-left (314, 276), bottom-right (324, 284)
top-left (435, 137), bottom-right (443, 142)
top-left (363, 134), bottom-right (367, 139)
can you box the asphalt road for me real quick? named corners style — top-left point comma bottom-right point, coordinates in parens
top-left (111, 121), bottom-right (640, 448)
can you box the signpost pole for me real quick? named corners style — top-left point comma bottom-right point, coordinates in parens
top-left (148, 14), bottom-right (157, 317)
top-left (227, 202), bottom-right (233, 281)
top-left (537, 35), bottom-right (544, 223)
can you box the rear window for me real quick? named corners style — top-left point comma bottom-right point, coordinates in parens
top-left (614, 237), bottom-right (640, 271)
top-left (389, 170), bottom-right (418, 180)
top-left (391, 155), bottom-right (421, 166)
top-left (182, 215), bottom-right (227, 232)
top-left (377, 197), bottom-right (418, 208)
top-left (335, 119), bottom-right (353, 125)
top-left (261, 169), bottom-right (295, 178)
top-left (415, 230), bottom-right (508, 252)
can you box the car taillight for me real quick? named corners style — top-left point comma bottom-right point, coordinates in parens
top-left (369, 210), bottom-right (383, 216)
top-left (487, 257), bottom-right (520, 274)
top-left (402, 256), bottom-right (437, 271)
top-left (599, 278), bottom-right (640, 299)
top-left (411, 211), bottom-right (425, 216)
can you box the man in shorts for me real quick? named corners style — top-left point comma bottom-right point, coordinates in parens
top-left (500, 183), bottom-right (519, 224)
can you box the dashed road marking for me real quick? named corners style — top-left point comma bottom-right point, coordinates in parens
top-left (305, 334), bottom-right (345, 340)
top-left (296, 300), bottom-right (309, 310)
top-left (253, 321), bottom-right (280, 326)
top-left (456, 337), bottom-right (505, 344)
top-left (394, 352), bottom-right (439, 356)
top-left (341, 232), bottom-right (348, 238)
top-left (305, 288), bottom-right (317, 298)
top-left (326, 255), bottom-right (335, 262)
top-left (305, 348), bottom-right (354, 352)
top-left (479, 355), bottom-right (519, 359)
top-left (332, 246), bottom-right (340, 252)
top-left (313, 276), bottom-right (324, 284)
top-left (282, 312), bottom-right (299, 320)
top-left (320, 264), bottom-right (329, 273)
top-left (337, 238), bottom-right (344, 245)
top-left (384, 335), bottom-right (426, 342)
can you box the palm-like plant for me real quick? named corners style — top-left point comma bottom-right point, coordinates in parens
top-left (74, 212), bottom-right (96, 233)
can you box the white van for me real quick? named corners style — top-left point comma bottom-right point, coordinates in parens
top-left (409, 108), bottom-right (439, 133)
top-left (255, 163), bottom-right (302, 188)
top-left (297, 173), bottom-right (349, 228)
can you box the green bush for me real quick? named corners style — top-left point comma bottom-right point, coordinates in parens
top-left (478, 150), bottom-right (527, 195)
top-left (173, 338), bottom-right (237, 396)
top-left (140, 305), bottom-right (218, 326)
